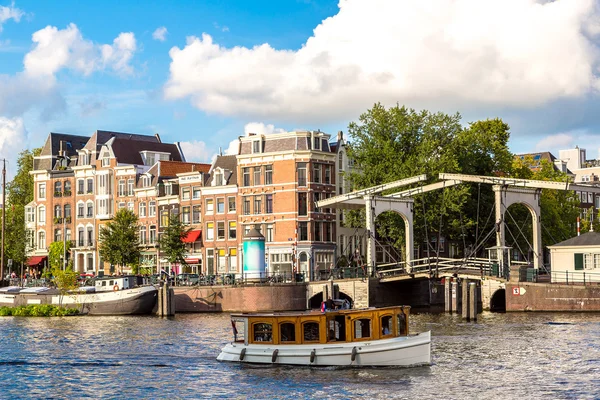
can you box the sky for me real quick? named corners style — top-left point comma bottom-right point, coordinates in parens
top-left (2, 0), bottom-right (600, 180)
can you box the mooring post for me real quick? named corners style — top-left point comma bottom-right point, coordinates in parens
top-left (468, 282), bottom-right (477, 321)
top-left (462, 278), bottom-right (470, 320)
top-left (157, 281), bottom-right (175, 317)
top-left (444, 278), bottom-right (452, 314)
top-left (451, 281), bottom-right (460, 314)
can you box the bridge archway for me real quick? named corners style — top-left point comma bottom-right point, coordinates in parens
top-left (308, 291), bottom-right (353, 310)
top-left (373, 210), bottom-right (409, 265)
top-left (490, 289), bottom-right (506, 312)
top-left (494, 186), bottom-right (542, 270)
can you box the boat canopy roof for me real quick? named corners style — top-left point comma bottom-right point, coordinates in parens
top-left (230, 306), bottom-right (410, 319)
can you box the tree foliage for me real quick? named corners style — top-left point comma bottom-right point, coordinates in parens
top-left (98, 209), bottom-right (140, 273)
top-left (48, 241), bottom-right (72, 270)
top-left (345, 103), bottom-right (513, 258)
top-left (1, 148), bottom-right (41, 267)
top-left (158, 215), bottom-right (191, 267)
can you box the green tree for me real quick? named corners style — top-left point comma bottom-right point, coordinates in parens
top-left (98, 209), bottom-right (140, 274)
top-left (48, 241), bottom-right (72, 270)
top-left (158, 215), bottom-right (191, 274)
top-left (50, 265), bottom-right (79, 307)
top-left (345, 104), bottom-right (513, 259)
top-left (2, 149), bottom-right (41, 269)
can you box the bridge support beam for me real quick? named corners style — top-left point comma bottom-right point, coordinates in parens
top-left (493, 185), bottom-right (542, 271)
top-left (365, 195), bottom-right (414, 273)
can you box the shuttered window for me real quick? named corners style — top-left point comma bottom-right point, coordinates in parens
top-left (574, 253), bottom-right (584, 270)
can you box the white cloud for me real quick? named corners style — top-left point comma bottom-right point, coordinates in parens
top-left (179, 140), bottom-right (211, 162)
top-left (0, 2), bottom-right (24, 33)
top-left (224, 139), bottom-right (239, 155)
top-left (24, 24), bottom-right (137, 77)
top-left (0, 117), bottom-right (28, 179)
top-left (153, 26), bottom-right (168, 42)
top-left (164, 0), bottom-right (600, 123)
top-left (535, 133), bottom-right (574, 151)
top-left (244, 122), bottom-right (286, 135)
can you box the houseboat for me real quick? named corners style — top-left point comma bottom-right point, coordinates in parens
top-left (217, 306), bottom-right (431, 367)
top-left (0, 276), bottom-right (158, 315)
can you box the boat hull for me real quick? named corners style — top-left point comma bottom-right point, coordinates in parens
top-left (0, 286), bottom-right (158, 315)
top-left (217, 331), bottom-right (431, 367)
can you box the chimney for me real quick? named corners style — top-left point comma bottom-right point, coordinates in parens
top-left (154, 133), bottom-right (162, 143)
top-left (337, 131), bottom-right (343, 141)
top-left (219, 147), bottom-right (222, 156)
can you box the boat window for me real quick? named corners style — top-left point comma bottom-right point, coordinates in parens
top-left (327, 319), bottom-right (343, 342)
top-left (381, 315), bottom-right (393, 336)
top-left (253, 323), bottom-right (273, 342)
top-left (280, 323), bottom-right (296, 342)
top-left (232, 319), bottom-right (246, 343)
top-left (303, 322), bottom-right (320, 342)
top-left (101, 281), bottom-right (106, 287)
top-left (397, 312), bottom-right (407, 336)
top-left (354, 318), bottom-right (372, 339)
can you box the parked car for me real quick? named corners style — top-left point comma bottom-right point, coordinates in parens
top-left (176, 273), bottom-right (199, 286)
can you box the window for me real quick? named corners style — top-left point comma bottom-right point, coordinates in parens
top-left (38, 206), bottom-right (46, 224)
top-left (228, 196), bottom-right (236, 212)
top-left (64, 204), bottom-right (71, 219)
top-left (182, 206), bottom-right (190, 224)
top-left (243, 197), bottom-right (250, 215)
top-left (266, 224), bottom-right (273, 242)
top-left (299, 222), bottom-right (308, 241)
top-left (102, 152), bottom-right (110, 166)
top-left (54, 181), bottom-right (61, 196)
top-left (206, 222), bottom-right (214, 240)
top-left (38, 183), bottom-right (46, 199)
top-left (217, 221), bottom-right (225, 240)
top-left (354, 318), bottom-right (372, 339)
top-left (264, 165), bottom-right (273, 185)
top-left (26, 207), bottom-right (35, 223)
top-left (193, 187), bottom-right (201, 199)
top-left (253, 323), bottom-right (272, 342)
top-left (218, 249), bottom-right (226, 272)
top-left (54, 229), bottom-right (61, 243)
top-left (397, 312), bottom-right (407, 335)
top-left (165, 183), bottom-right (173, 196)
top-left (54, 205), bottom-right (62, 219)
top-left (77, 203), bottom-right (84, 218)
top-left (303, 322), bottom-right (319, 342)
top-left (160, 210), bottom-right (169, 227)
top-left (139, 202), bottom-right (147, 217)
top-left (64, 180), bottom-right (71, 194)
top-left (38, 231), bottom-right (46, 249)
top-left (254, 167), bottom-right (261, 186)
top-left (265, 194), bottom-right (273, 214)
top-left (127, 179), bottom-right (134, 196)
top-left (207, 249), bottom-right (214, 274)
top-left (313, 164), bottom-right (321, 183)
top-left (149, 201), bottom-right (156, 217)
top-left (298, 193), bottom-right (307, 216)
top-left (182, 188), bottom-right (190, 200)
top-left (280, 323), bottom-right (296, 342)
top-left (324, 165), bottom-right (331, 184)
top-left (86, 202), bottom-right (93, 218)
top-left (314, 192), bottom-right (321, 212)
top-left (584, 253), bottom-right (595, 270)
top-left (228, 248), bottom-right (237, 272)
top-left (78, 228), bottom-right (84, 246)
top-left (297, 163), bottom-right (306, 186)
top-left (314, 221), bottom-right (321, 241)
top-left (65, 228), bottom-right (71, 242)
top-left (381, 315), bottom-right (393, 336)
top-left (252, 140), bottom-right (261, 154)
top-left (228, 221), bottom-right (237, 240)
top-left (316, 252), bottom-right (333, 271)
top-left (206, 199), bottom-right (214, 214)
top-left (118, 180), bottom-right (126, 196)
top-left (149, 225), bottom-right (157, 244)
top-left (324, 222), bottom-right (332, 242)
top-left (313, 136), bottom-right (320, 150)
top-left (192, 205), bottom-right (201, 224)
top-left (127, 202), bottom-right (134, 212)
top-left (217, 198), bottom-right (225, 213)
top-left (78, 179), bottom-right (84, 194)
top-left (254, 196), bottom-right (261, 214)
top-left (87, 178), bottom-right (93, 194)
top-left (118, 202), bottom-right (125, 210)
top-left (139, 226), bottom-right (147, 244)
top-left (242, 167), bottom-right (250, 187)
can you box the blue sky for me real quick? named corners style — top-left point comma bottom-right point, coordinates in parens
top-left (2, 0), bottom-right (600, 180)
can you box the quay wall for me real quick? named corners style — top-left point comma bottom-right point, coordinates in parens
top-left (506, 283), bottom-right (600, 311)
top-left (173, 284), bottom-right (307, 313)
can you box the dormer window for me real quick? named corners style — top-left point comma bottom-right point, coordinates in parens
top-left (165, 183), bottom-right (173, 196)
top-left (313, 136), bottom-right (321, 150)
top-left (142, 175), bottom-right (151, 187)
top-left (252, 140), bottom-right (261, 154)
top-left (101, 151), bottom-right (110, 166)
top-left (215, 170), bottom-right (223, 186)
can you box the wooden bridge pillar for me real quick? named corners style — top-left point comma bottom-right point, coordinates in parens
top-left (157, 282), bottom-right (175, 317)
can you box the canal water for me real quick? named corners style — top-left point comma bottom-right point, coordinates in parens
top-left (0, 312), bottom-right (598, 399)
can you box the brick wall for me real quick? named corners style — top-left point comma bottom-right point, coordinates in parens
top-left (506, 283), bottom-right (600, 311)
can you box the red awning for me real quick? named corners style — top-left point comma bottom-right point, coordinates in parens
top-left (28, 256), bottom-right (47, 266)
top-left (182, 229), bottom-right (201, 243)
top-left (184, 258), bottom-right (200, 264)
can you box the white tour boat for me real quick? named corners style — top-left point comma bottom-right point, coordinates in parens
top-left (217, 306), bottom-right (431, 367)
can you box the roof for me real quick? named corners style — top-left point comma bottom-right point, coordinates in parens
top-left (34, 133), bottom-right (89, 171)
top-left (83, 130), bottom-right (161, 163)
top-left (140, 161), bottom-right (210, 187)
top-left (549, 231), bottom-right (600, 247)
top-left (109, 138), bottom-right (183, 165)
top-left (212, 155), bottom-right (238, 185)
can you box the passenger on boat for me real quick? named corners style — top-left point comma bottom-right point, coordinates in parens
top-left (382, 326), bottom-right (390, 335)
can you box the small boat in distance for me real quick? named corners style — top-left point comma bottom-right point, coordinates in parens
top-left (217, 306), bottom-right (431, 367)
